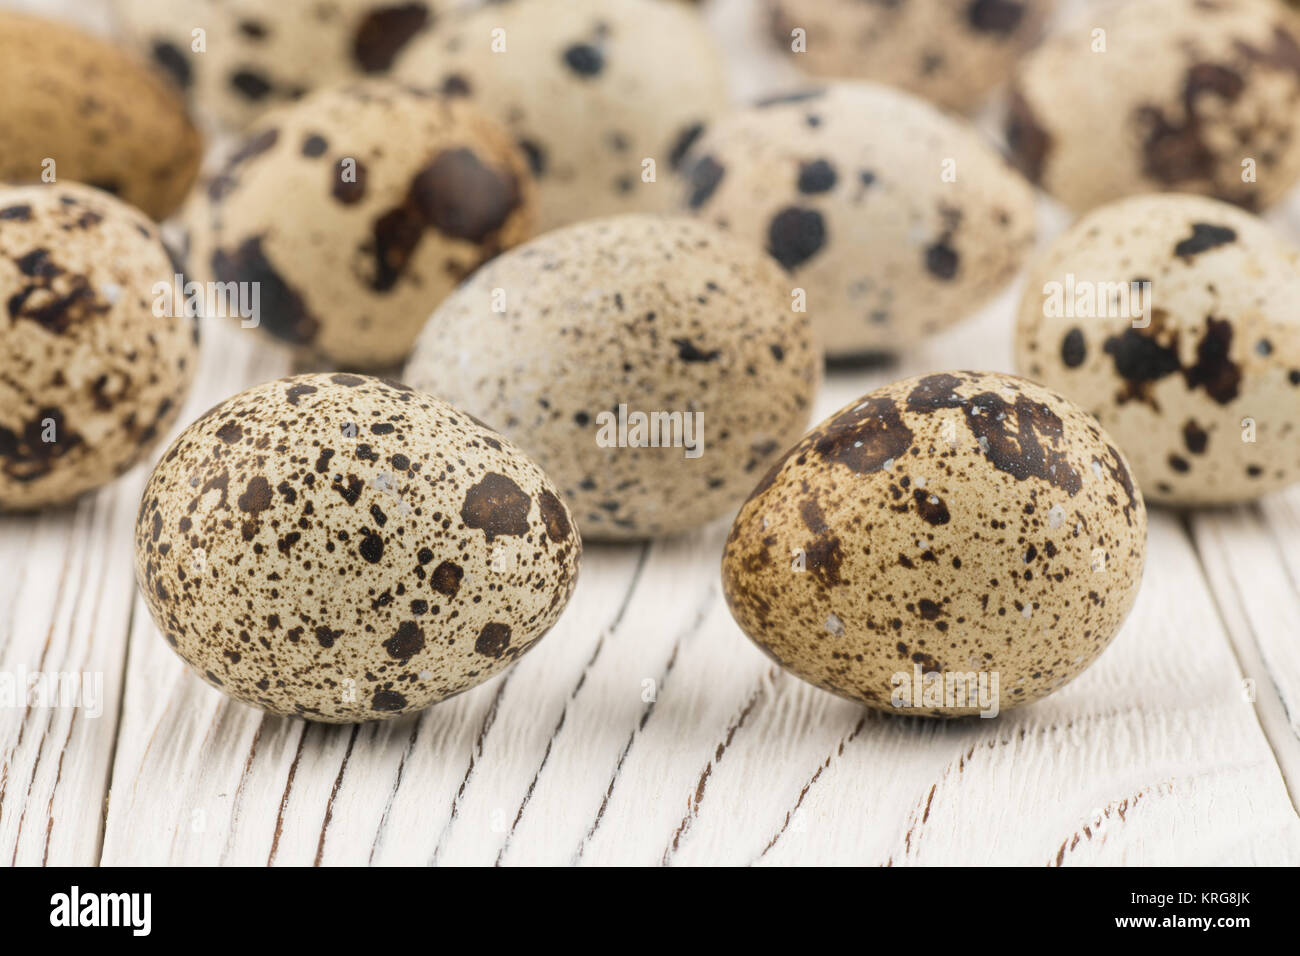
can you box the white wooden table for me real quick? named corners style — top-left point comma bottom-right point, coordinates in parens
top-left (2, 0), bottom-right (1299, 867)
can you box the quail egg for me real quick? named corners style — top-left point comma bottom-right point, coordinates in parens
top-left (393, 0), bottom-right (730, 232)
top-left (1007, 0), bottom-right (1300, 212)
top-left (404, 215), bottom-right (821, 540)
top-left (679, 82), bottom-right (1036, 359)
top-left (201, 80), bottom-right (536, 369)
top-left (767, 0), bottom-right (1055, 113)
top-left (722, 371), bottom-right (1147, 717)
top-left (0, 183), bottom-right (198, 511)
top-left (113, 0), bottom-right (470, 129)
top-left (1016, 193), bottom-right (1300, 505)
top-left (0, 11), bottom-right (202, 220)
top-left (134, 373), bottom-right (580, 721)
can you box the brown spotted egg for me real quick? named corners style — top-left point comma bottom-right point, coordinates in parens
top-left (134, 373), bottom-right (580, 722)
top-left (767, 0), bottom-right (1055, 113)
top-left (113, 0), bottom-right (465, 130)
top-left (1016, 194), bottom-right (1300, 505)
top-left (0, 183), bottom-right (197, 511)
top-left (404, 215), bottom-right (821, 541)
top-left (0, 12), bottom-right (202, 220)
top-left (393, 0), bottom-right (729, 232)
top-left (1007, 0), bottom-right (1300, 213)
top-left (678, 83), bottom-right (1036, 359)
top-left (200, 80), bottom-right (535, 369)
top-left (722, 371), bottom-right (1147, 717)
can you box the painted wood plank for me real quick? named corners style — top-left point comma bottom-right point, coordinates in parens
top-left (1190, 489), bottom-right (1300, 808)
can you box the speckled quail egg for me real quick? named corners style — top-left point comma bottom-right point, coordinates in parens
top-left (393, 0), bottom-right (730, 232)
top-left (767, 0), bottom-right (1055, 113)
top-left (113, 0), bottom-right (476, 130)
top-left (1007, 0), bottom-right (1300, 213)
top-left (201, 80), bottom-right (535, 369)
top-left (0, 183), bottom-right (198, 511)
top-left (678, 83), bottom-right (1036, 359)
top-left (1016, 194), bottom-right (1300, 506)
top-left (404, 215), bottom-right (821, 541)
top-left (134, 373), bottom-right (580, 722)
top-left (0, 12), bottom-right (202, 220)
top-left (722, 371), bottom-right (1147, 717)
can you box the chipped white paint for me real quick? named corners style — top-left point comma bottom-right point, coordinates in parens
top-left (2, 0), bottom-right (1298, 866)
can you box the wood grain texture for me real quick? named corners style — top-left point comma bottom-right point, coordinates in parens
top-left (3, 0), bottom-right (1299, 866)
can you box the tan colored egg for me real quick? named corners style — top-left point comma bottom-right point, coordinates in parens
top-left (722, 371), bottom-right (1147, 717)
top-left (199, 80), bottom-right (536, 369)
top-left (404, 215), bottom-right (821, 541)
top-left (393, 0), bottom-right (730, 232)
top-left (134, 373), bottom-right (580, 722)
top-left (0, 183), bottom-right (197, 511)
top-left (1015, 193), bottom-right (1300, 505)
top-left (679, 82), bottom-right (1036, 358)
top-left (1006, 0), bottom-right (1300, 213)
top-left (767, 0), bottom-right (1055, 113)
top-left (0, 12), bottom-right (202, 220)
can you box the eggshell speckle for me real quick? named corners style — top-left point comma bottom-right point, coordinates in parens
top-left (679, 83), bottom-right (1036, 358)
top-left (134, 373), bottom-right (580, 722)
top-left (1016, 193), bottom-right (1300, 505)
top-left (722, 371), bottom-right (1147, 717)
top-left (0, 183), bottom-right (198, 511)
top-left (404, 215), bottom-right (821, 540)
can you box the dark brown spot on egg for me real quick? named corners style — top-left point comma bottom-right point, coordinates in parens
top-left (1174, 223), bottom-right (1237, 258)
top-left (151, 40), bottom-right (192, 89)
top-left (359, 532), bottom-right (384, 563)
top-left (537, 490), bottom-right (571, 543)
top-left (668, 122), bottom-right (705, 170)
top-left (1183, 420), bottom-right (1209, 455)
top-left (333, 158), bottom-right (368, 204)
top-left (562, 43), bottom-right (604, 77)
top-left (813, 396), bottom-right (914, 474)
top-left (906, 373), bottom-right (964, 412)
top-left (212, 237), bottom-right (320, 344)
top-left (1183, 317), bottom-right (1240, 404)
top-left (913, 488), bottom-right (950, 525)
top-left (475, 622), bottom-right (512, 658)
top-left (285, 383), bottom-right (317, 406)
top-left (230, 70), bottom-right (273, 101)
top-left (383, 620), bottom-right (425, 659)
top-left (1103, 327), bottom-right (1181, 407)
top-left (767, 207), bottom-right (826, 270)
top-left (1061, 328), bottom-right (1086, 368)
top-left (461, 472), bottom-right (531, 542)
top-left (431, 560), bottom-right (463, 597)
top-left (797, 159), bottom-right (837, 194)
top-left (967, 0), bottom-right (1025, 33)
top-left (237, 476), bottom-right (272, 514)
top-left (215, 421), bottom-right (243, 444)
top-left (352, 3), bottom-right (430, 73)
top-left (372, 688), bottom-right (407, 711)
top-left (413, 148), bottom-right (520, 242)
top-left (924, 240), bottom-right (960, 280)
top-left (686, 155), bottom-right (725, 208)
top-left (1005, 89), bottom-right (1051, 183)
top-left (1137, 64), bottom-right (1243, 189)
top-left (673, 337), bottom-right (721, 363)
